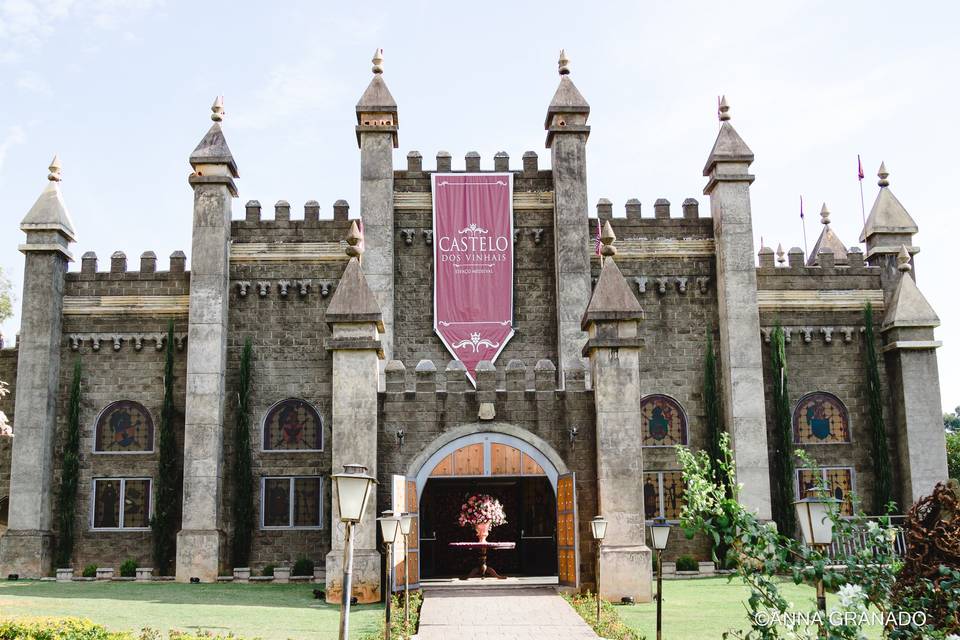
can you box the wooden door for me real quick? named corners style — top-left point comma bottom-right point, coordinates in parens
top-left (556, 472), bottom-right (579, 588)
top-left (392, 476), bottom-right (420, 591)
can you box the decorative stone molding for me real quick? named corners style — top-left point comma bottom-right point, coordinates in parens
top-left (756, 289), bottom-right (884, 312)
top-left (393, 191), bottom-right (554, 211)
top-left (697, 276), bottom-right (711, 294)
top-left (513, 229), bottom-right (521, 243)
top-left (67, 333), bottom-right (187, 352)
top-left (613, 238), bottom-right (715, 259)
top-left (400, 229), bottom-right (416, 246)
top-left (230, 241), bottom-right (347, 263)
top-left (423, 229), bottom-right (433, 245)
top-left (63, 295), bottom-right (190, 317)
top-left (530, 228), bottom-right (545, 245)
top-left (654, 277), bottom-right (670, 295)
top-left (277, 280), bottom-right (290, 297)
top-left (675, 277), bottom-right (688, 294)
top-left (318, 281), bottom-right (335, 297)
top-left (761, 325), bottom-right (857, 346)
top-left (237, 281), bottom-right (251, 297)
top-left (821, 327), bottom-right (834, 343)
top-left (257, 282), bottom-right (271, 297)
top-left (297, 280), bottom-right (311, 296)
top-left (633, 276), bottom-right (648, 294)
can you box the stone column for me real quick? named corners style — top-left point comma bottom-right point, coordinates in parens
top-left (0, 156), bottom-right (75, 577)
top-left (545, 51), bottom-right (592, 383)
top-left (355, 49), bottom-right (398, 363)
top-left (324, 230), bottom-right (384, 604)
top-left (582, 224), bottom-right (652, 602)
top-left (881, 248), bottom-right (947, 504)
top-left (176, 98), bottom-right (238, 581)
top-left (702, 98), bottom-right (772, 520)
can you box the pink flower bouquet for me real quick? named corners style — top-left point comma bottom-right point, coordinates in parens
top-left (458, 494), bottom-right (507, 529)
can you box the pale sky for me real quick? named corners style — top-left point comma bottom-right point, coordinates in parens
top-left (1, 1), bottom-right (958, 410)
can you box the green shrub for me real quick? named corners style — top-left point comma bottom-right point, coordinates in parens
top-left (261, 564), bottom-right (274, 577)
top-left (947, 430), bottom-right (960, 480)
top-left (119, 559), bottom-right (137, 578)
top-left (562, 592), bottom-right (642, 640)
top-left (292, 558), bottom-right (314, 577)
top-left (675, 555), bottom-right (698, 571)
top-left (82, 564), bottom-right (98, 578)
top-left (0, 617), bottom-right (131, 639)
top-left (357, 590), bottom-right (423, 640)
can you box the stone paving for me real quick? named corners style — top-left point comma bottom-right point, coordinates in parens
top-left (413, 586), bottom-right (599, 640)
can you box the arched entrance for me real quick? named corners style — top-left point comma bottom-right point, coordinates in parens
top-left (402, 425), bottom-right (577, 585)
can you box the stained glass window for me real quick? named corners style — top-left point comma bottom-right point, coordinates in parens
top-left (796, 467), bottom-right (855, 516)
top-left (261, 476), bottom-right (323, 528)
top-left (643, 471), bottom-right (686, 520)
top-left (263, 399), bottom-right (323, 451)
top-left (641, 395), bottom-right (688, 447)
top-left (92, 478), bottom-right (151, 529)
top-left (793, 392), bottom-right (850, 444)
top-left (94, 401), bottom-right (154, 452)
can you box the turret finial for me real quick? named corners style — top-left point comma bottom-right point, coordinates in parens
top-left (599, 220), bottom-right (616, 257)
top-left (211, 96), bottom-right (224, 122)
top-left (819, 203), bottom-right (831, 225)
top-left (372, 48), bottom-right (384, 74)
top-left (346, 219), bottom-right (364, 258)
top-left (878, 162), bottom-right (889, 187)
top-left (776, 243), bottom-right (785, 265)
top-left (718, 95), bottom-right (730, 122)
top-left (48, 154), bottom-right (62, 182)
top-left (558, 49), bottom-right (570, 76)
top-left (897, 245), bottom-right (911, 272)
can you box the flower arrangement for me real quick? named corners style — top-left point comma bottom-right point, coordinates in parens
top-left (458, 494), bottom-right (507, 528)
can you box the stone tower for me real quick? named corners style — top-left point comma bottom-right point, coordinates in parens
top-left (175, 98), bottom-right (238, 581)
top-left (0, 156), bottom-right (75, 577)
top-left (702, 98), bottom-right (772, 520)
top-left (545, 50), bottom-right (592, 382)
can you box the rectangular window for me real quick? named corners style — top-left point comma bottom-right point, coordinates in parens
top-left (261, 476), bottom-right (323, 529)
top-left (92, 478), bottom-right (151, 530)
top-left (796, 467), bottom-right (855, 516)
top-left (643, 471), bottom-right (685, 521)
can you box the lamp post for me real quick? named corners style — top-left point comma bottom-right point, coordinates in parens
top-left (377, 510), bottom-right (401, 640)
top-left (332, 463), bottom-right (377, 640)
top-left (650, 516), bottom-right (671, 640)
top-left (590, 516), bottom-right (608, 625)
top-left (793, 489), bottom-right (838, 637)
top-left (399, 513), bottom-right (414, 628)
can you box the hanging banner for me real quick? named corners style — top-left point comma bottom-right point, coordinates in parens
top-left (432, 173), bottom-right (514, 385)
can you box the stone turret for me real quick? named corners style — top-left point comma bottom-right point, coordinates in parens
top-left (0, 156), bottom-right (75, 577)
top-left (807, 203), bottom-right (849, 266)
top-left (702, 97), bottom-right (772, 520)
top-left (860, 163), bottom-right (920, 296)
top-left (356, 48), bottom-right (398, 364)
top-left (881, 247), bottom-right (947, 504)
top-left (545, 50), bottom-right (592, 384)
top-left (324, 221), bottom-right (384, 604)
top-left (581, 223), bottom-right (652, 602)
top-left (176, 97), bottom-right (238, 582)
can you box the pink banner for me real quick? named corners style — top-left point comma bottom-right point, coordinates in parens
top-left (433, 173), bottom-right (514, 384)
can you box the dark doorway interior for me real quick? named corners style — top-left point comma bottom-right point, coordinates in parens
top-left (419, 476), bottom-right (557, 578)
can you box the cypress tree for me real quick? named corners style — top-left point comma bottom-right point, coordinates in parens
top-left (770, 323), bottom-right (797, 536)
top-left (864, 302), bottom-right (895, 513)
top-left (55, 359), bottom-right (82, 568)
top-left (151, 321), bottom-right (179, 574)
top-left (703, 331), bottom-right (729, 492)
top-left (231, 338), bottom-right (255, 567)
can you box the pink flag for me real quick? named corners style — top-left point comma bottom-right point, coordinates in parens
top-left (857, 155), bottom-right (865, 181)
top-left (800, 195), bottom-right (804, 219)
top-left (432, 173), bottom-right (515, 384)
top-left (594, 218), bottom-right (602, 255)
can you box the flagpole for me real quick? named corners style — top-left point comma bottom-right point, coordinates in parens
top-left (800, 195), bottom-right (808, 259)
top-left (857, 154), bottom-right (866, 225)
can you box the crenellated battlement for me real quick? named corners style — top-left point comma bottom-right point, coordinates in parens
top-left (756, 245), bottom-right (882, 289)
top-left (592, 197), bottom-right (703, 221)
top-left (382, 357), bottom-right (584, 396)
top-left (393, 150), bottom-right (552, 181)
top-left (230, 199), bottom-right (355, 243)
top-left (68, 250), bottom-right (188, 281)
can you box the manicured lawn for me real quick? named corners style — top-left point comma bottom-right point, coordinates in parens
top-left (618, 577), bottom-right (884, 640)
top-left (0, 580), bottom-right (383, 639)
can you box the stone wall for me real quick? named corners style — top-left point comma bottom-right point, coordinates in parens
top-left (52, 256), bottom-right (190, 570)
top-left (757, 256), bottom-right (899, 517)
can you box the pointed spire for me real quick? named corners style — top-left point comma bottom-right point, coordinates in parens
top-left (545, 48), bottom-right (590, 136)
top-left (558, 49), bottom-right (570, 75)
top-left (859, 161), bottom-right (917, 243)
top-left (372, 48), bottom-right (384, 74)
top-left (582, 252), bottom-right (642, 330)
top-left (897, 245), bottom-right (912, 272)
top-left (776, 243), bottom-right (785, 265)
top-left (325, 256), bottom-right (384, 332)
top-left (189, 96), bottom-right (239, 180)
top-left (356, 47), bottom-right (398, 146)
top-left (345, 220), bottom-right (364, 258)
top-left (883, 244), bottom-right (939, 330)
top-left (718, 95), bottom-right (730, 122)
top-left (807, 203), bottom-right (849, 266)
top-left (48, 154), bottom-right (61, 182)
top-left (703, 95), bottom-right (754, 178)
top-left (211, 96), bottom-right (224, 122)
top-left (21, 154), bottom-right (76, 244)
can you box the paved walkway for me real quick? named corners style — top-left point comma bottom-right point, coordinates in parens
top-left (413, 586), bottom-right (599, 640)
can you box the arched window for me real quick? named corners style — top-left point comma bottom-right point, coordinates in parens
top-left (640, 394), bottom-right (688, 447)
top-left (94, 401), bottom-right (154, 453)
top-left (262, 399), bottom-right (323, 451)
top-left (793, 392), bottom-right (851, 444)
